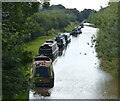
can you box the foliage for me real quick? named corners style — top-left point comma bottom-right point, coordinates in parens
top-left (49, 4), bottom-right (65, 10)
top-left (88, 2), bottom-right (119, 71)
top-left (65, 23), bottom-right (80, 33)
top-left (24, 17), bottom-right (44, 41)
top-left (42, 2), bottom-right (50, 9)
top-left (29, 12), bottom-right (70, 36)
top-left (2, 2), bottom-right (40, 99)
top-left (41, 4), bottom-right (96, 22)
top-left (81, 9), bottom-right (96, 19)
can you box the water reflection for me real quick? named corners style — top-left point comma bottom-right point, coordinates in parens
top-left (29, 87), bottom-right (51, 99)
top-left (33, 87), bottom-right (51, 97)
top-left (58, 41), bottom-right (70, 57)
top-left (71, 34), bottom-right (79, 37)
top-left (58, 47), bottom-right (64, 56)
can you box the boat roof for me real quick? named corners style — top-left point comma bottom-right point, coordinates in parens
top-left (46, 39), bottom-right (54, 43)
top-left (41, 42), bottom-right (53, 47)
top-left (33, 56), bottom-right (52, 67)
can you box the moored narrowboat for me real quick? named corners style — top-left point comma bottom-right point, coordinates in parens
top-left (31, 56), bottom-right (54, 87)
top-left (71, 27), bottom-right (82, 35)
top-left (56, 33), bottom-right (71, 44)
top-left (39, 40), bottom-right (58, 61)
top-left (62, 33), bottom-right (71, 43)
top-left (55, 36), bottom-right (66, 48)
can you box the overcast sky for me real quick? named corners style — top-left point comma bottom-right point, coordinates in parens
top-left (50, 0), bottom-right (109, 11)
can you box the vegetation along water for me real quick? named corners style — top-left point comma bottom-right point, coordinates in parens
top-left (88, 2), bottom-right (119, 77)
top-left (2, 1), bottom-right (119, 100)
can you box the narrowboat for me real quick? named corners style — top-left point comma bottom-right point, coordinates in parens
top-left (39, 40), bottom-right (58, 61)
top-left (55, 36), bottom-right (66, 47)
top-left (57, 33), bottom-right (71, 43)
top-left (62, 33), bottom-right (71, 43)
top-left (71, 27), bottom-right (82, 35)
top-left (77, 26), bottom-right (82, 34)
top-left (31, 56), bottom-right (54, 87)
top-left (80, 21), bottom-right (84, 28)
top-left (58, 47), bottom-right (64, 56)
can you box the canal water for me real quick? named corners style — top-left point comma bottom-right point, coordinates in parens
top-left (29, 23), bottom-right (118, 99)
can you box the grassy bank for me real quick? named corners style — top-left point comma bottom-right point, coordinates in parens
top-left (65, 23), bottom-right (80, 32)
top-left (25, 23), bottom-right (79, 57)
top-left (100, 58), bottom-right (118, 77)
top-left (15, 90), bottom-right (29, 100)
top-left (25, 34), bottom-right (57, 57)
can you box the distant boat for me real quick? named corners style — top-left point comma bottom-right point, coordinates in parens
top-left (56, 33), bottom-right (71, 44)
top-left (71, 27), bottom-right (82, 35)
top-left (55, 36), bottom-right (66, 48)
top-left (80, 21), bottom-right (84, 28)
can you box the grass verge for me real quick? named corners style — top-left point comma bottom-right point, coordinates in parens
top-left (100, 58), bottom-right (118, 77)
top-left (65, 23), bottom-right (80, 32)
top-left (25, 34), bottom-right (56, 57)
top-left (15, 90), bottom-right (29, 100)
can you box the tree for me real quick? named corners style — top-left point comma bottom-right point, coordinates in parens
top-left (42, 2), bottom-right (50, 9)
top-left (81, 9), bottom-right (96, 19)
top-left (2, 2), bottom-right (40, 99)
top-left (88, 2), bottom-right (118, 71)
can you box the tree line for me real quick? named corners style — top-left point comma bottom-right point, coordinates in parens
top-left (24, 12), bottom-right (70, 42)
top-left (22, 4), bottom-right (96, 42)
top-left (88, 2), bottom-right (119, 74)
top-left (41, 4), bottom-right (96, 22)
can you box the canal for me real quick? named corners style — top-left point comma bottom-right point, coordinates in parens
top-left (29, 23), bottom-right (118, 99)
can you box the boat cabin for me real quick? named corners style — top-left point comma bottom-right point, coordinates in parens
top-left (32, 56), bottom-right (54, 87)
top-left (39, 40), bottom-right (58, 61)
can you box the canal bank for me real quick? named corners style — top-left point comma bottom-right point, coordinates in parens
top-left (29, 24), bottom-right (118, 99)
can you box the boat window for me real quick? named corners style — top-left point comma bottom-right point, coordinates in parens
top-left (46, 40), bottom-right (54, 43)
top-left (35, 67), bottom-right (50, 77)
top-left (34, 57), bottom-right (50, 61)
top-left (39, 49), bottom-right (52, 54)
